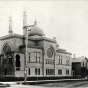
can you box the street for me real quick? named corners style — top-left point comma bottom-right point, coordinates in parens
top-left (4, 80), bottom-right (88, 88)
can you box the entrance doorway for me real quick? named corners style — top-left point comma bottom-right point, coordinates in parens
top-left (72, 70), bottom-right (75, 77)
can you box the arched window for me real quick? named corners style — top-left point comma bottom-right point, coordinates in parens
top-left (8, 54), bottom-right (13, 63)
top-left (47, 46), bottom-right (54, 58)
top-left (3, 42), bottom-right (12, 53)
top-left (15, 54), bottom-right (20, 70)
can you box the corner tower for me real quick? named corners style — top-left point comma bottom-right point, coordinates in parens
top-left (23, 9), bottom-right (27, 36)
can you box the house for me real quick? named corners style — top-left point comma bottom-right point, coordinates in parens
top-left (72, 56), bottom-right (88, 77)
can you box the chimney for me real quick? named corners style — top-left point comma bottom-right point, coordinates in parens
top-left (53, 37), bottom-right (56, 40)
top-left (74, 54), bottom-right (75, 58)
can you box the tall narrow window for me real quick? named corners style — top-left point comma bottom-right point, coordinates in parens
top-left (8, 54), bottom-right (12, 63)
top-left (49, 69), bottom-right (51, 75)
top-left (35, 68), bottom-right (37, 75)
top-left (66, 57), bottom-right (70, 65)
top-left (15, 54), bottom-right (20, 71)
top-left (58, 55), bottom-right (60, 64)
top-left (48, 69), bottom-right (49, 75)
top-left (68, 58), bottom-right (70, 65)
top-left (37, 52), bottom-right (40, 62)
top-left (35, 52), bottom-right (37, 57)
top-left (29, 53), bottom-right (30, 62)
top-left (28, 68), bottom-right (30, 75)
top-left (35, 68), bottom-right (40, 75)
top-left (51, 69), bottom-right (53, 75)
top-left (38, 68), bottom-right (40, 75)
top-left (46, 69), bottom-right (48, 75)
top-left (83, 61), bottom-right (84, 66)
top-left (66, 58), bottom-right (67, 65)
top-left (35, 52), bottom-right (37, 62)
top-left (58, 55), bottom-right (62, 64)
top-left (66, 70), bottom-right (69, 75)
top-left (58, 69), bottom-right (62, 75)
top-left (61, 56), bottom-right (62, 64)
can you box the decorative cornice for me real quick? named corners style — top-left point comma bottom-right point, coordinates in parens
top-left (56, 64), bottom-right (71, 66)
top-left (56, 51), bottom-right (72, 55)
top-left (0, 33), bottom-right (24, 40)
top-left (19, 45), bottom-right (43, 49)
top-left (28, 36), bottom-right (56, 43)
top-left (0, 51), bottom-right (24, 55)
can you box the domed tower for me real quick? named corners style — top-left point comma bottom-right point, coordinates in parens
top-left (28, 20), bottom-right (44, 38)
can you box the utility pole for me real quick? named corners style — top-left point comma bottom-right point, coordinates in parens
top-left (24, 25), bottom-right (34, 84)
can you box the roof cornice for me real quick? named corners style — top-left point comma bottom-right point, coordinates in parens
top-left (0, 33), bottom-right (24, 40)
top-left (57, 52), bottom-right (72, 55)
top-left (28, 36), bottom-right (56, 43)
top-left (19, 45), bottom-right (43, 49)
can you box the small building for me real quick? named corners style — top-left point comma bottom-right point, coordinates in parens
top-left (72, 56), bottom-right (88, 77)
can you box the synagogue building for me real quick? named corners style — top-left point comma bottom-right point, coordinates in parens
top-left (0, 10), bottom-right (72, 77)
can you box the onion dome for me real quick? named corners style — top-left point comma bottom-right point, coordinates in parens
top-left (28, 23), bottom-right (44, 36)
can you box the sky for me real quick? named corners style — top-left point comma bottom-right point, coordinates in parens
top-left (0, 1), bottom-right (88, 57)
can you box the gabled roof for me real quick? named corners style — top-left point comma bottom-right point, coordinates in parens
top-left (72, 56), bottom-right (88, 63)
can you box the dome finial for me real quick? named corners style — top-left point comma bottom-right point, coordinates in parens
top-left (23, 7), bottom-right (26, 14)
top-left (9, 13), bottom-right (12, 19)
top-left (34, 15), bottom-right (37, 25)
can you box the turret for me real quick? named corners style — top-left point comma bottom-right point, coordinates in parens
top-left (8, 14), bottom-right (13, 34)
top-left (23, 9), bottom-right (27, 36)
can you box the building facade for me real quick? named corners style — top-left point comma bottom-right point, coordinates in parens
top-left (0, 10), bottom-right (72, 77)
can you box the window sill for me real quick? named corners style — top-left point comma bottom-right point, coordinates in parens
top-left (56, 64), bottom-right (71, 66)
top-left (27, 61), bottom-right (42, 64)
top-left (46, 63), bottom-right (54, 64)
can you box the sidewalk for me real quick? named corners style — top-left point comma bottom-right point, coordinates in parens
top-left (7, 85), bottom-right (45, 88)
top-left (0, 78), bottom-right (86, 84)
top-left (0, 78), bottom-right (87, 88)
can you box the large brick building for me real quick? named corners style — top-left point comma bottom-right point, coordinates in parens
top-left (0, 10), bottom-right (72, 77)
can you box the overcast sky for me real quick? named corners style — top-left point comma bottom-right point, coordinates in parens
top-left (0, 1), bottom-right (88, 57)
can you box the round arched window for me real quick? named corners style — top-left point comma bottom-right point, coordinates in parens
top-left (3, 43), bottom-right (11, 53)
top-left (15, 54), bottom-right (20, 59)
top-left (47, 47), bottom-right (54, 58)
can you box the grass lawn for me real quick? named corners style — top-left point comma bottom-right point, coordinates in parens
top-left (38, 81), bottom-right (88, 87)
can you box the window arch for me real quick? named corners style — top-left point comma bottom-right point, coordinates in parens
top-left (2, 42), bottom-right (13, 53)
top-left (15, 54), bottom-right (20, 70)
top-left (47, 46), bottom-right (54, 58)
